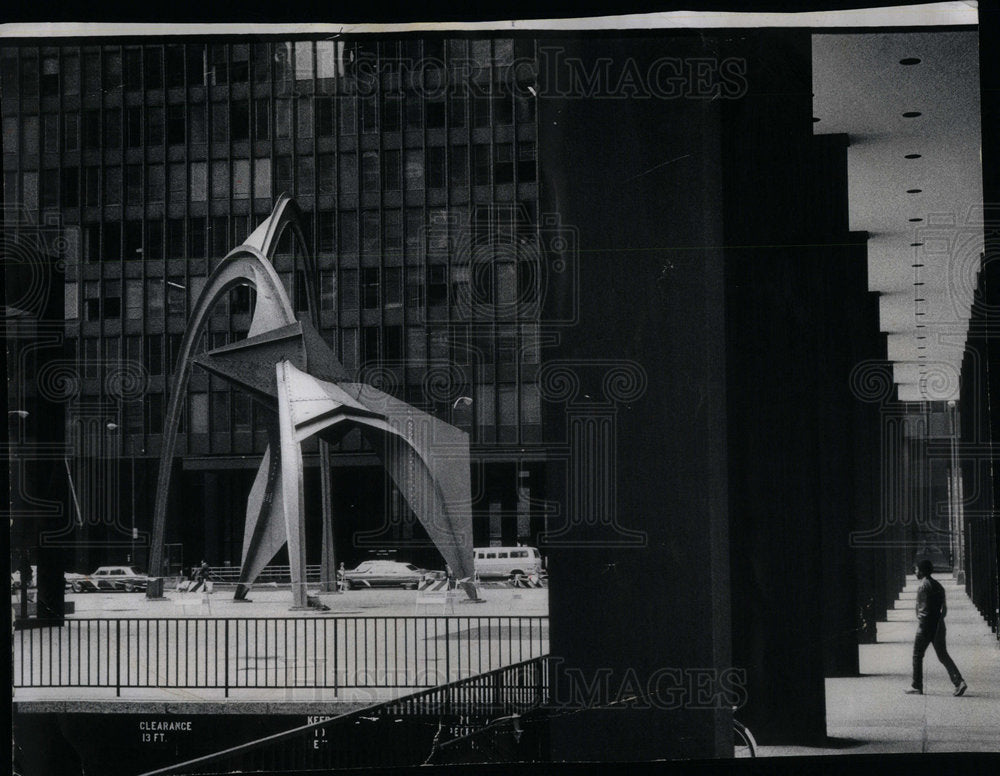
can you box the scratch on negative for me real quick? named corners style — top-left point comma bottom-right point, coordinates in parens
top-left (624, 154), bottom-right (693, 183)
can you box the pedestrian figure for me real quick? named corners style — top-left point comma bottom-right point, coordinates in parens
top-left (337, 562), bottom-right (347, 592)
top-left (190, 560), bottom-right (211, 593)
top-left (906, 559), bottom-right (967, 696)
top-left (445, 563), bottom-right (456, 590)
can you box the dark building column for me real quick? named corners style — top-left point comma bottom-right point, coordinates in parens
top-left (721, 32), bottom-right (830, 744)
top-left (845, 259), bottom-right (888, 642)
top-left (807, 135), bottom-right (866, 679)
top-left (960, 251), bottom-right (999, 634)
top-left (538, 35), bottom-right (733, 761)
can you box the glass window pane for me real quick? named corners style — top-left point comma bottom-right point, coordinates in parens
top-left (126, 280), bottom-right (142, 319)
top-left (189, 102), bottom-right (207, 144)
top-left (339, 212), bottom-right (357, 255)
top-left (146, 165), bottom-right (164, 202)
top-left (167, 104), bottom-right (185, 145)
top-left (21, 172), bottom-right (38, 210)
top-left (233, 159), bottom-right (250, 199)
top-left (231, 99), bottom-right (249, 141)
top-left (405, 150), bottom-right (423, 190)
top-left (297, 156), bottom-right (314, 196)
top-left (190, 162), bottom-right (207, 201)
top-left (59, 113), bottom-right (79, 152)
top-left (275, 98), bottom-right (291, 138)
top-left (339, 97), bottom-right (356, 134)
top-left (190, 393), bottom-right (209, 433)
top-left (146, 106), bottom-right (164, 146)
top-left (253, 157), bottom-right (271, 199)
top-left (104, 167), bottom-right (122, 205)
top-left (339, 153), bottom-right (357, 194)
top-left (211, 162), bottom-right (229, 199)
top-left (297, 97), bottom-right (312, 138)
top-left (211, 102), bottom-right (228, 142)
top-left (210, 392), bottom-right (230, 432)
top-left (63, 54), bottom-right (80, 95)
top-left (318, 154), bottom-right (334, 194)
top-left (21, 116), bottom-right (38, 154)
top-left (339, 268), bottom-right (358, 310)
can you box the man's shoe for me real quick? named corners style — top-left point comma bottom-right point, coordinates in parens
top-left (905, 687), bottom-right (923, 695)
top-left (954, 681), bottom-right (968, 697)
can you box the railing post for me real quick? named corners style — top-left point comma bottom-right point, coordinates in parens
top-left (444, 618), bottom-right (451, 686)
top-left (115, 620), bottom-right (121, 697)
top-left (224, 619), bottom-right (230, 698)
top-left (333, 617), bottom-right (339, 698)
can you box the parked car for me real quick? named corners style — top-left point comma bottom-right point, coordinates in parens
top-left (64, 571), bottom-right (94, 593)
top-left (342, 560), bottom-right (431, 590)
top-left (84, 566), bottom-right (151, 592)
top-left (474, 546), bottom-right (544, 579)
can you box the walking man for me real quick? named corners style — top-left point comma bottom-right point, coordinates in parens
top-left (906, 559), bottom-right (967, 696)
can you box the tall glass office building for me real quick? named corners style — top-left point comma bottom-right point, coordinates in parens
top-left (1, 38), bottom-right (550, 571)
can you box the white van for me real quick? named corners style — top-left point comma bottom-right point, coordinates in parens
top-left (473, 546), bottom-right (543, 579)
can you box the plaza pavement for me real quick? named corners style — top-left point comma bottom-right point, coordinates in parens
top-left (758, 573), bottom-right (1000, 757)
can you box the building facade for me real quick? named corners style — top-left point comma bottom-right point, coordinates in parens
top-left (2, 38), bottom-right (552, 572)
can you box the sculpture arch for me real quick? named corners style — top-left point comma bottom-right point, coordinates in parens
top-left (148, 196), bottom-right (476, 607)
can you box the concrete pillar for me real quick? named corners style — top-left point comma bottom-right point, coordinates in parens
top-left (539, 34), bottom-right (733, 760)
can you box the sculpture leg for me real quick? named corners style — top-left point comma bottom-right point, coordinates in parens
top-left (319, 440), bottom-right (336, 592)
top-left (235, 422), bottom-right (287, 600)
top-left (276, 361), bottom-right (309, 609)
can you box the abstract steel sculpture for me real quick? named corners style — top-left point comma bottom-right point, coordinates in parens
top-left (147, 195), bottom-right (476, 608)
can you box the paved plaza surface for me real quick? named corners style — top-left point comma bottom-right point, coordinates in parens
top-left (759, 574), bottom-right (1000, 757)
top-left (50, 583), bottom-right (549, 618)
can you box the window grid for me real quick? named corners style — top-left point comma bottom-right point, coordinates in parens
top-left (6, 38), bottom-right (541, 454)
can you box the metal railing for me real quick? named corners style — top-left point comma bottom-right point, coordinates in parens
top-left (199, 564), bottom-right (323, 584)
top-left (12, 615), bottom-right (549, 696)
top-left (141, 655), bottom-right (552, 774)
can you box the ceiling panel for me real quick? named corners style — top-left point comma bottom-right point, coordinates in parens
top-left (812, 31), bottom-right (983, 402)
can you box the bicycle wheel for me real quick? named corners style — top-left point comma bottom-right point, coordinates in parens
top-left (733, 720), bottom-right (757, 758)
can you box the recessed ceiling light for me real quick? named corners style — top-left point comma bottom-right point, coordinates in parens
top-left (912, 263), bottom-right (925, 267)
top-left (915, 312), bottom-right (926, 315)
top-left (905, 153), bottom-right (922, 159)
top-left (907, 189), bottom-right (923, 194)
top-left (909, 218), bottom-right (923, 222)
top-left (916, 324), bottom-right (926, 328)
top-left (918, 346), bottom-right (926, 349)
top-left (903, 111), bottom-right (922, 118)
top-left (914, 282), bottom-right (925, 286)
top-left (911, 243), bottom-right (923, 247)
top-left (915, 298), bottom-right (926, 302)
top-left (900, 58), bottom-right (921, 65)
top-left (917, 336), bottom-right (927, 339)
top-left (812, 117), bottom-right (821, 123)
top-left (919, 354), bottom-right (927, 358)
